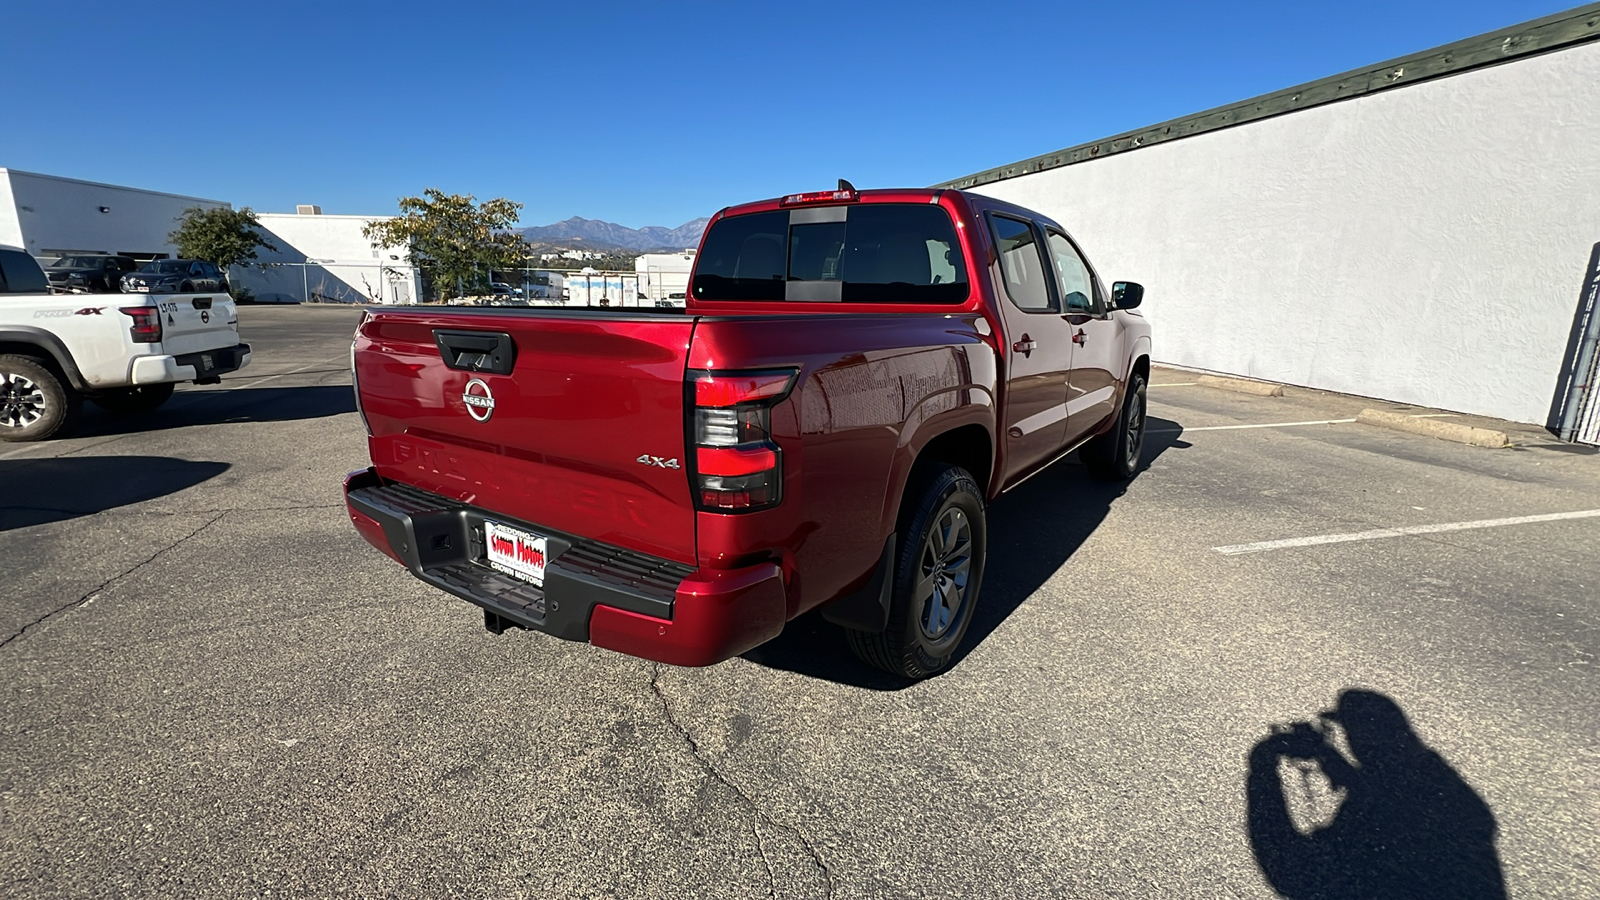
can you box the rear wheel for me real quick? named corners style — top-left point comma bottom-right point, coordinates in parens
top-left (180, 281), bottom-right (194, 293)
top-left (0, 355), bottom-right (81, 442)
top-left (1082, 371), bottom-right (1147, 481)
top-left (845, 465), bottom-right (986, 679)
top-left (90, 382), bottom-right (175, 415)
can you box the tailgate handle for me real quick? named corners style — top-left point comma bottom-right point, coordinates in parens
top-left (191, 297), bottom-right (213, 310)
top-left (434, 330), bottom-right (517, 375)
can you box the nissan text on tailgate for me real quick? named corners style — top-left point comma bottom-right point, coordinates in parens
top-left (345, 186), bottom-right (1151, 678)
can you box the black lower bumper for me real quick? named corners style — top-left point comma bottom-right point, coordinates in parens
top-left (345, 472), bottom-right (694, 641)
top-left (176, 343), bottom-right (250, 378)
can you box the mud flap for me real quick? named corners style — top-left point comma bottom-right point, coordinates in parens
top-left (821, 534), bottom-right (895, 633)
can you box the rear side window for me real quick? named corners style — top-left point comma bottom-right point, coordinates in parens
top-left (0, 250), bottom-right (49, 294)
top-left (692, 204), bottom-right (968, 303)
top-left (990, 215), bottom-right (1052, 312)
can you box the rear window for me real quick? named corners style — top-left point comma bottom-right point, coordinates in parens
top-left (692, 204), bottom-right (968, 303)
top-left (0, 249), bottom-right (49, 294)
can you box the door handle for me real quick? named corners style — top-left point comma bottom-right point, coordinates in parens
top-left (1072, 329), bottom-right (1087, 346)
top-left (1012, 335), bottom-right (1036, 356)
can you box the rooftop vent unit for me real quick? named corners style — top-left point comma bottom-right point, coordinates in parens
top-left (296, 205), bottom-right (322, 215)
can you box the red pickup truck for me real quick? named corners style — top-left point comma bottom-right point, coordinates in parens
top-left (345, 186), bottom-right (1151, 678)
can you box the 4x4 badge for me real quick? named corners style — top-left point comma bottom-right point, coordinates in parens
top-left (637, 454), bottom-right (680, 469)
top-left (463, 378), bottom-right (495, 422)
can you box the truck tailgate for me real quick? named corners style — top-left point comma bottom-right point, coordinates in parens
top-left (355, 309), bottom-right (699, 565)
top-left (152, 293), bottom-right (240, 356)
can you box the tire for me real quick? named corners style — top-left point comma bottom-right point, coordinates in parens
top-left (90, 382), bottom-right (175, 415)
top-left (845, 465), bottom-right (987, 679)
top-left (1081, 370), bottom-right (1148, 481)
top-left (180, 281), bottom-right (194, 293)
top-left (0, 355), bottom-right (82, 442)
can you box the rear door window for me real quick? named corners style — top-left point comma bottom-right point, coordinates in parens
top-left (990, 215), bottom-right (1053, 312)
top-left (692, 204), bottom-right (968, 303)
top-left (0, 250), bottom-right (49, 294)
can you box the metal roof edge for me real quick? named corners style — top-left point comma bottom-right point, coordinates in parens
top-left (0, 167), bottom-right (230, 205)
top-left (935, 3), bottom-right (1600, 191)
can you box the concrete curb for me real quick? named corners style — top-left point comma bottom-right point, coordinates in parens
top-left (1355, 409), bottom-right (1510, 448)
top-left (1196, 374), bottom-right (1285, 397)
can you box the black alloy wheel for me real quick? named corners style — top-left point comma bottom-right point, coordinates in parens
top-left (1082, 371), bottom-right (1148, 481)
top-left (845, 464), bottom-right (987, 679)
top-left (917, 505), bottom-right (974, 641)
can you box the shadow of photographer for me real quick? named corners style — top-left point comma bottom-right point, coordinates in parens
top-left (1247, 689), bottom-right (1506, 899)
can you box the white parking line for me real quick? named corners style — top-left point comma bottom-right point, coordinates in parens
top-left (1149, 418), bottom-right (1356, 434)
top-left (1150, 382), bottom-right (1198, 387)
top-left (1215, 509), bottom-right (1600, 555)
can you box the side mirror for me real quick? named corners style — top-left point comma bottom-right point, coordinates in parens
top-left (1112, 281), bottom-right (1144, 310)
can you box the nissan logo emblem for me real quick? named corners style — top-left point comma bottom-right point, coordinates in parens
top-left (463, 378), bottom-right (495, 422)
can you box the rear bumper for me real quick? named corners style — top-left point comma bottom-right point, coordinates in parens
top-left (130, 343), bottom-right (252, 384)
top-left (343, 469), bottom-right (786, 666)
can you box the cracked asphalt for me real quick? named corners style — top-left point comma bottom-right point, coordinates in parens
top-left (2, 305), bottom-right (1597, 898)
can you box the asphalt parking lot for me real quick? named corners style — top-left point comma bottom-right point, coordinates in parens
top-left (2, 304), bottom-right (1596, 899)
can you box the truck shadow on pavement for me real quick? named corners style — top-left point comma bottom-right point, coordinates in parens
top-left (71, 385), bottom-right (357, 437)
top-left (0, 456), bottom-right (230, 532)
top-left (742, 416), bottom-right (1190, 689)
top-left (1247, 688), bottom-right (1506, 899)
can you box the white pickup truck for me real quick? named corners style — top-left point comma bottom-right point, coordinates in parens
top-left (0, 245), bottom-right (251, 441)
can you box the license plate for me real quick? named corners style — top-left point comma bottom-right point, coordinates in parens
top-left (200, 353), bottom-right (214, 370)
top-left (132, 285), bottom-right (149, 292)
top-left (483, 520), bottom-right (546, 586)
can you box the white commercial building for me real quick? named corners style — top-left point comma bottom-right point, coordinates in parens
top-left (635, 250), bottom-right (694, 306)
top-left (940, 6), bottom-right (1600, 436)
top-left (231, 209), bottom-right (419, 305)
top-left (0, 168), bottom-right (228, 263)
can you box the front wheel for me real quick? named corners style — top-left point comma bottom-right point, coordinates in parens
top-left (845, 465), bottom-right (987, 679)
top-left (90, 382), bottom-right (175, 415)
top-left (1081, 371), bottom-right (1148, 481)
top-left (0, 355), bottom-right (82, 442)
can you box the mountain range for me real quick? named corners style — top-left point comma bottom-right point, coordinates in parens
top-left (519, 216), bottom-right (711, 252)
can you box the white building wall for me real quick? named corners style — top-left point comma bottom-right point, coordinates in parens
top-left (970, 41), bottom-right (1600, 425)
top-left (0, 176), bottom-right (21, 248)
top-left (234, 213), bottom-right (418, 304)
top-left (0, 168), bottom-right (228, 260)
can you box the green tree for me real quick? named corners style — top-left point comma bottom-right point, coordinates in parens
top-left (169, 206), bottom-right (280, 271)
top-left (363, 189), bottom-right (529, 301)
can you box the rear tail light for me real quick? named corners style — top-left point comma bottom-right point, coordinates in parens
top-left (690, 368), bottom-right (796, 512)
top-left (119, 306), bottom-right (161, 343)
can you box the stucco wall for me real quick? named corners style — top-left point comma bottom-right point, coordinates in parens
top-left (969, 41), bottom-right (1600, 425)
top-left (0, 169), bottom-right (227, 260)
top-left (233, 213), bottom-right (417, 304)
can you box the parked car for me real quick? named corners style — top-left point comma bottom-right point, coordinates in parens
top-left (45, 255), bottom-right (139, 293)
top-left (0, 246), bottom-right (251, 441)
top-left (489, 282), bottom-right (521, 302)
top-left (344, 186), bottom-right (1150, 678)
top-left (121, 259), bottom-right (229, 295)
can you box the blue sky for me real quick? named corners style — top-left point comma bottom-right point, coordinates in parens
top-left (0, 1), bottom-right (1575, 228)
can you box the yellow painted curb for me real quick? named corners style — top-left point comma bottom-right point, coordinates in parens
top-left (1196, 374), bottom-right (1285, 397)
top-left (1355, 409), bottom-right (1510, 448)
